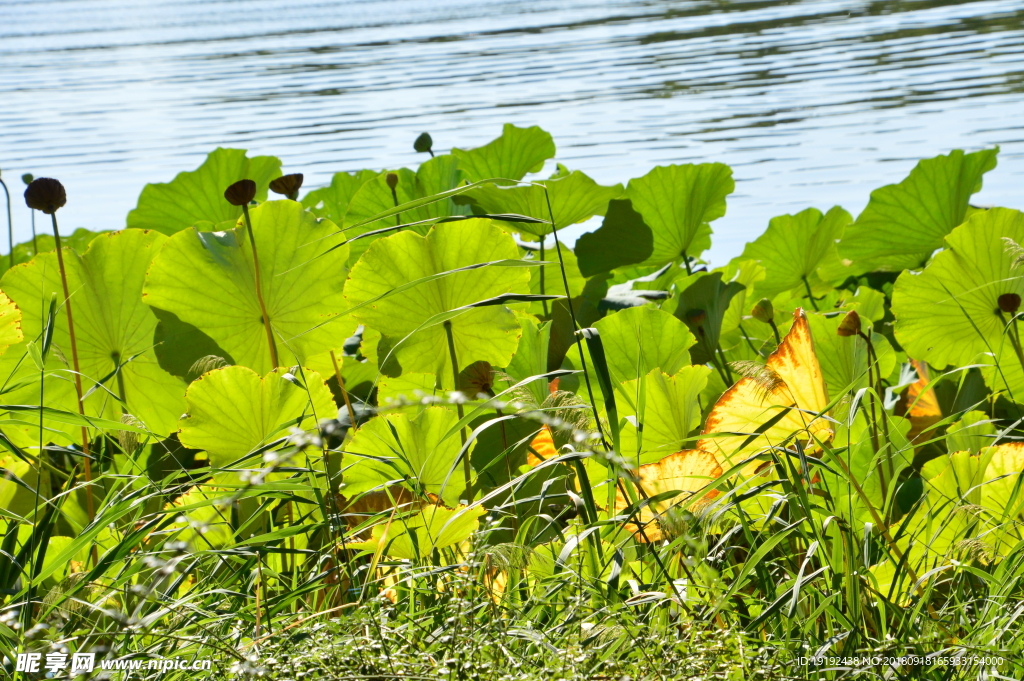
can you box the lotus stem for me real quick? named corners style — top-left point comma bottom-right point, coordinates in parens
top-left (0, 177), bottom-right (13, 269)
top-left (240, 204), bottom-right (279, 370)
top-left (801, 276), bottom-right (819, 311)
top-left (443, 320), bottom-right (472, 498)
top-left (329, 349), bottom-right (359, 430)
top-left (681, 248), bottom-right (692, 275)
top-left (48, 213), bottom-right (96, 523)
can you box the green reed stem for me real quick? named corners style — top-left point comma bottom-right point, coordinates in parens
top-left (240, 204), bottom-right (279, 369)
top-left (539, 240), bottom-right (548, 317)
top-left (541, 189), bottom-right (610, 451)
top-left (443, 320), bottom-right (472, 498)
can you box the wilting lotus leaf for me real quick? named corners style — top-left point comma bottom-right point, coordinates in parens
top-left (127, 148), bottom-right (282, 235)
top-left (341, 407), bottom-right (473, 507)
top-left (0, 229), bottom-right (186, 439)
top-left (699, 309), bottom-right (832, 471)
top-left (839, 148), bottom-right (998, 272)
top-left (344, 155), bottom-right (468, 248)
top-left (302, 169), bottom-right (378, 225)
top-left (593, 306), bottom-right (695, 387)
top-left (740, 207), bottom-right (851, 297)
top-left (465, 170), bottom-right (622, 237)
top-left (178, 365), bottom-right (335, 468)
top-left (344, 219), bottom-right (531, 379)
top-left (143, 200), bottom-right (351, 374)
top-left (892, 207), bottom-right (1024, 368)
top-left (347, 504), bottom-right (486, 559)
top-left (626, 163), bottom-right (734, 266)
top-left (615, 367), bottom-right (711, 465)
top-left (0, 291), bottom-right (22, 355)
top-left (452, 124), bottom-right (555, 184)
top-left (610, 449), bottom-right (723, 542)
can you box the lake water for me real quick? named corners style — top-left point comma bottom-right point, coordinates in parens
top-left (1, 0), bottom-right (1022, 262)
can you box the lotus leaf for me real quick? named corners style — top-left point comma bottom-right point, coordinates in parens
top-left (592, 306), bottom-right (694, 387)
top-left (839, 148), bottom-right (998, 272)
top-left (0, 229), bottom-right (186, 439)
top-left (452, 124), bottom-right (555, 184)
top-left (892, 207), bottom-right (1024, 368)
top-left (740, 207), bottom-right (850, 298)
top-left (343, 219), bottom-right (531, 380)
top-left (143, 200), bottom-right (351, 374)
top-left (341, 407), bottom-right (473, 507)
top-left (127, 148), bottom-right (282, 235)
top-left (347, 503), bottom-right (486, 559)
top-left (178, 365), bottom-right (336, 468)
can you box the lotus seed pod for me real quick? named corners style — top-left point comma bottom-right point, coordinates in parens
top-left (224, 179), bottom-right (257, 206)
top-left (24, 177), bottom-right (67, 214)
top-left (21, 173), bottom-right (33, 186)
top-left (998, 293), bottom-right (1021, 314)
top-left (836, 310), bottom-right (862, 337)
top-left (385, 172), bottom-right (399, 191)
top-left (414, 132), bottom-right (433, 154)
top-left (750, 298), bottom-right (774, 324)
top-left (685, 309), bottom-right (707, 327)
top-left (269, 173), bottom-right (303, 199)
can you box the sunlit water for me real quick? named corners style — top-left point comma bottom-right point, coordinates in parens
top-left (1, 0), bottom-right (1022, 262)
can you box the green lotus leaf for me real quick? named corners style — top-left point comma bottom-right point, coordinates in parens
top-left (945, 411), bottom-right (996, 455)
top-left (166, 485), bottom-right (236, 550)
top-left (739, 206), bottom-right (851, 298)
top-left (615, 367), bottom-right (711, 465)
top-left (347, 503), bottom-right (486, 559)
top-left (377, 372), bottom-right (440, 408)
top-left (502, 316), bottom-right (551, 407)
top-left (302, 169), bottom-right (378, 224)
top-left (345, 156), bottom-right (466, 232)
top-left (465, 170), bottom-right (622, 237)
top-left (343, 219), bottom-right (531, 379)
top-left (0, 229), bottom-right (105, 271)
top-left (806, 312), bottom-right (895, 400)
top-left (143, 200), bottom-right (351, 374)
top-left (671, 272), bottom-right (745, 365)
top-left (627, 163), bottom-right (734, 266)
top-left (892, 207), bottom-right (1024, 368)
top-left (575, 199), bottom-right (655, 277)
top-left (839, 148), bottom-right (998, 272)
top-left (593, 305), bottom-right (695, 388)
top-left (0, 229), bottom-right (186, 439)
top-left (127, 148), bottom-right (283, 235)
top-left (452, 124), bottom-right (555, 184)
top-left (178, 365), bottom-right (335, 468)
top-left (341, 406), bottom-right (473, 506)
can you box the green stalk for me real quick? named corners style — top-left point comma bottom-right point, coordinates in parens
top-left (541, 190), bottom-right (610, 451)
top-left (0, 177), bottom-right (11, 269)
top-left (443, 320), bottom-right (472, 498)
top-left (49, 212), bottom-right (95, 525)
top-left (330, 350), bottom-right (359, 430)
top-left (240, 204), bottom-right (279, 369)
top-left (801, 276), bottom-right (819, 311)
top-left (539, 240), bottom-right (548, 317)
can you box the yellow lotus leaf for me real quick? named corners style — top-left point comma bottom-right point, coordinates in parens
top-left (613, 449), bottom-right (722, 542)
top-left (0, 291), bottom-right (22, 354)
top-left (902, 359), bottom-right (942, 444)
top-left (699, 308), bottom-right (832, 471)
top-left (526, 425), bottom-right (558, 466)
